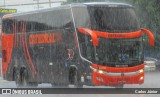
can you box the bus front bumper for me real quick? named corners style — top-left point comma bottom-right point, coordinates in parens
top-left (92, 71), bottom-right (144, 85)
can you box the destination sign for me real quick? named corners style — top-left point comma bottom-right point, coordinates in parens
top-left (0, 8), bottom-right (17, 13)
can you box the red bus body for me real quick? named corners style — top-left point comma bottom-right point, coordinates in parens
top-left (1, 3), bottom-right (154, 87)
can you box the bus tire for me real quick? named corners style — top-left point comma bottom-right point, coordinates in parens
top-left (20, 69), bottom-right (29, 87)
top-left (73, 71), bottom-right (83, 88)
top-left (15, 68), bottom-right (29, 87)
top-left (14, 70), bottom-right (22, 87)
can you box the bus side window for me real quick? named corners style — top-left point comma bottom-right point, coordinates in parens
top-left (18, 21), bottom-right (24, 33)
top-left (26, 22), bottom-right (32, 32)
top-left (3, 19), bottom-right (13, 34)
top-left (18, 21), bottom-right (21, 33)
top-left (26, 21), bottom-right (35, 32)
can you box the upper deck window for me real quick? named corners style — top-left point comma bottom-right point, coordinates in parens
top-left (2, 19), bottom-right (13, 34)
top-left (88, 6), bottom-right (140, 32)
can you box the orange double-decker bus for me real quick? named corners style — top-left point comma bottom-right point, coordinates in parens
top-left (1, 2), bottom-right (154, 88)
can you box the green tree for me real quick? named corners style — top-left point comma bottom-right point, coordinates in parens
top-left (131, 0), bottom-right (160, 56)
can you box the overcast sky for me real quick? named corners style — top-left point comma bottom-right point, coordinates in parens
top-left (0, 0), bottom-right (66, 12)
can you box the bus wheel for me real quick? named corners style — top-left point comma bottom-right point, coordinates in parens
top-left (14, 71), bottom-right (22, 87)
top-left (15, 69), bottom-right (29, 87)
top-left (73, 71), bottom-right (83, 88)
top-left (21, 69), bottom-right (29, 87)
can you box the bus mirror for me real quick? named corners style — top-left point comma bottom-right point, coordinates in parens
top-left (141, 28), bottom-right (154, 46)
top-left (78, 28), bottom-right (99, 46)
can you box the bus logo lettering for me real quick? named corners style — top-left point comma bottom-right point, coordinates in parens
top-left (29, 33), bottom-right (61, 45)
top-left (108, 34), bottom-right (125, 38)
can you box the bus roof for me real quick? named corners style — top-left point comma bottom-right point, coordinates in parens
top-left (83, 2), bottom-right (132, 7)
top-left (2, 2), bottom-right (133, 19)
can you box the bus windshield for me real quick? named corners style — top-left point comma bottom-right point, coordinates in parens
top-left (95, 38), bottom-right (143, 67)
top-left (78, 31), bottom-right (143, 67)
top-left (88, 6), bottom-right (140, 32)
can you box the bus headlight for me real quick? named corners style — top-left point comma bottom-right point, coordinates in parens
top-left (90, 66), bottom-right (104, 74)
top-left (140, 76), bottom-right (144, 80)
top-left (98, 70), bottom-right (104, 74)
top-left (139, 69), bottom-right (144, 73)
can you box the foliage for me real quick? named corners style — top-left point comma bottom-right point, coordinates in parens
top-left (130, 0), bottom-right (160, 57)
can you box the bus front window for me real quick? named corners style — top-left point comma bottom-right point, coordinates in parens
top-left (88, 6), bottom-right (140, 32)
top-left (95, 38), bottom-right (144, 67)
top-left (78, 32), bottom-right (143, 67)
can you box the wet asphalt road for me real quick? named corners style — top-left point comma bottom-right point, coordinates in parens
top-left (0, 71), bottom-right (160, 97)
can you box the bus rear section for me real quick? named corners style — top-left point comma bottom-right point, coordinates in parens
top-left (72, 3), bottom-right (154, 87)
top-left (1, 8), bottom-right (76, 87)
